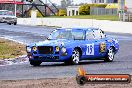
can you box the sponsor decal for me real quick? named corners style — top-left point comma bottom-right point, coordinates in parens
top-left (86, 43), bottom-right (94, 55)
top-left (99, 42), bottom-right (106, 52)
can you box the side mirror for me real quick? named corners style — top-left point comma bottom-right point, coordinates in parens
top-left (102, 31), bottom-right (104, 34)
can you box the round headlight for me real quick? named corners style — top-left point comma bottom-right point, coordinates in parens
top-left (61, 47), bottom-right (66, 53)
top-left (27, 47), bottom-right (31, 52)
top-left (56, 46), bottom-right (59, 52)
top-left (32, 46), bottom-right (37, 51)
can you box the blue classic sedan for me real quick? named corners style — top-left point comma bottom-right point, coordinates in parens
top-left (26, 28), bottom-right (119, 66)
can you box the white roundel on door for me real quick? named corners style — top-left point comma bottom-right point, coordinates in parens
top-left (86, 43), bottom-right (94, 55)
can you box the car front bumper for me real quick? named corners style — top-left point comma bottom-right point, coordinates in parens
top-left (28, 53), bottom-right (72, 62)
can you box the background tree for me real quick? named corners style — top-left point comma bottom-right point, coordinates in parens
top-left (61, 0), bottom-right (73, 9)
top-left (79, 4), bottom-right (107, 15)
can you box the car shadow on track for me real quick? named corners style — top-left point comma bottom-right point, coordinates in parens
top-left (32, 60), bottom-right (107, 67)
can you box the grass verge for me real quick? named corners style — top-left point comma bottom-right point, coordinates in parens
top-left (0, 38), bottom-right (26, 59)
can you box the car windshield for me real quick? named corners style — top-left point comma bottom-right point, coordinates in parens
top-left (0, 11), bottom-right (13, 16)
top-left (48, 29), bottom-right (85, 40)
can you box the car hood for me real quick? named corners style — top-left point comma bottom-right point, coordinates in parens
top-left (30, 39), bottom-right (82, 47)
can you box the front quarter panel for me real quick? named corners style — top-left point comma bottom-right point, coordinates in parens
top-left (112, 38), bottom-right (119, 53)
top-left (60, 47), bottom-right (73, 61)
top-left (106, 38), bottom-right (119, 54)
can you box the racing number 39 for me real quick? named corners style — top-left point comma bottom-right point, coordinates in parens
top-left (86, 44), bottom-right (94, 55)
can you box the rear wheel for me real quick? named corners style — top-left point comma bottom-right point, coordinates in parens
top-left (104, 47), bottom-right (115, 62)
top-left (30, 60), bottom-right (42, 66)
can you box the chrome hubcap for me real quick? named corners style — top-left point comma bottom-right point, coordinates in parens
top-left (72, 50), bottom-right (80, 64)
top-left (108, 48), bottom-right (114, 61)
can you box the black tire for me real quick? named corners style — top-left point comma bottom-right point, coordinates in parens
top-left (14, 22), bottom-right (17, 25)
top-left (104, 47), bottom-right (115, 62)
top-left (65, 48), bottom-right (80, 65)
top-left (30, 60), bottom-right (42, 66)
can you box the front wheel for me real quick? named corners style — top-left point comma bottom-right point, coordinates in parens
top-left (64, 49), bottom-right (80, 65)
top-left (30, 60), bottom-right (42, 66)
top-left (104, 47), bottom-right (115, 62)
top-left (72, 49), bottom-right (80, 64)
top-left (14, 22), bottom-right (17, 25)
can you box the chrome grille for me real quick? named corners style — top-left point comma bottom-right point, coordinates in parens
top-left (38, 46), bottom-right (53, 54)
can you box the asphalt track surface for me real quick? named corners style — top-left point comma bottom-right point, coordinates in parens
top-left (0, 23), bottom-right (132, 80)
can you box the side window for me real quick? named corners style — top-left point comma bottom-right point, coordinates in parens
top-left (86, 31), bottom-right (94, 40)
top-left (72, 31), bottom-right (85, 40)
top-left (93, 30), bottom-right (102, 39)
top-left (100, 30), bottom-right (106, 38)
top-left (93, 29), bottom-right (106, 39)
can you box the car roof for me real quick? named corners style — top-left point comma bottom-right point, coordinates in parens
top-left (56, 27), bottom-right (99, 31)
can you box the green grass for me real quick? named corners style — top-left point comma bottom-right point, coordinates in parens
top-left (0, 39), bottom-right (26, 59)
top-left (45, 15), bottom-right (119, 21)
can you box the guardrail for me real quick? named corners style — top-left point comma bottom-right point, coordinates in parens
top-left (17, 18), bottom-right (132, 34)
top-left (120, 13), bottom-right (132, 22)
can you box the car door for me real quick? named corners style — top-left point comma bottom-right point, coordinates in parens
top-left (83, 30), bottom-right (99, 59)
top-left (93, 29), bottom-right (108, 58)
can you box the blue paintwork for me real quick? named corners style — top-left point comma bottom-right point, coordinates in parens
top-left (27, 28), bottom-right (119, 62)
